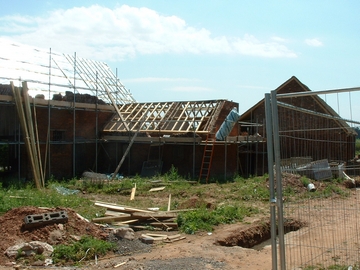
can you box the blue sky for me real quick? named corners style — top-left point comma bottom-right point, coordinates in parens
top-left (0, 0), bottom-right (359, 120)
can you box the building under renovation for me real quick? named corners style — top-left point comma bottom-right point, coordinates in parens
top-left (240, 76), bottom-right (358, 178)
top-left (0, 42), bottom-right (357, 185)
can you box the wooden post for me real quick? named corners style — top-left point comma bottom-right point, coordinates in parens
top-left (22, 82), bottom-right (42, 188)
top-left (130, 183), bottom-right (136, 201)
top-left (11, 82), bottom-right (42, 188)
top-left (167, 194), bottom-right (171, 211)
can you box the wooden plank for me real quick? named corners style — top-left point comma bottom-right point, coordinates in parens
top-left (144, 233), bottom-right (168, 237)
top-left (167, 234), bottom-right (182, 240)
top-left (130, 225), bottom-right (162, 231)
top-left (112, 219), bottom-right (139, 225)
top-left (141, 234), bottom-right (166, 241)
top-left (94, 202), bottom-right (154, 213)
top-left (92, 215), bottom-right (132, 223)
top-left (105, 210), bottom-right (128, 216)
top-left (145, 233), bottom-right (181, 239)
top-left (142, 233), bottom-right (183, 242)
top-left (146, 222), bottom-right (178, 228)
top-left (164, 236), bottom-right (186, 243)
top-left (131, 212), bottom-right (177, 219)
top-left (114, 261), bottom-right (127, 268)
top-left (149, 186), bottom-right (165, 192)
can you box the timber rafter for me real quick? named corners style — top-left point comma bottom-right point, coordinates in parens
top-left (103, 100), bottom-right (226, 135)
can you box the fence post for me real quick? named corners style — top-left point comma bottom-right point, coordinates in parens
top-left (271, 90), bottom-right (286, 269)
top-left (265, 93), bottom-right (278, 270)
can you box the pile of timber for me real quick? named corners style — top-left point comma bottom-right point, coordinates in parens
top-left (93, 201), bottom-right (178, 231)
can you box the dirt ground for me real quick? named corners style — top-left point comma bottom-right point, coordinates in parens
top-left (0, 208), bottom-right (276, 270)
top-left (0, 176), bottom-right (359, 270)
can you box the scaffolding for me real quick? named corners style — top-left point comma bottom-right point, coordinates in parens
top-left (0, 41), bottom-right (262, 182)
top-left (0, 40), bottom-right (135, 182)
top-left (0, 40), bottom-right (135, 104)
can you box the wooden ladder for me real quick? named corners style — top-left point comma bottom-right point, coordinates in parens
top-left (199, 133), bottom-right (215, 183)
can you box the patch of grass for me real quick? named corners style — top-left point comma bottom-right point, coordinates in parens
top-left (52, 236), bottom-right (115, 264)
top-left (0, 183), bottom-right (102, 219)
top-left (233, 175), bottom-right (270, 201)
top-left (177, 204), bottom-right (260, 234)
top-left (322, 182), bottom-right (349, 198)
top-left (300, 176), bottom-right (311, 187)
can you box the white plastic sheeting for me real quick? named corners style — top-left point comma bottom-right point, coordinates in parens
top-left (215, 107), bottom-right (240, 140)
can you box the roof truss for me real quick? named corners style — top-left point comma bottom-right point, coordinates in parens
top-left (103, 100), bottom-right (226, 134)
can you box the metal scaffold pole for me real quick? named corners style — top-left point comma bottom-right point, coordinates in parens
top-left (265, 93), bottom-right (278, 270)
top-left (271, 90), bottom-right (286, 269)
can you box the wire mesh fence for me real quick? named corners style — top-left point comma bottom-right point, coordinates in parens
top-left (284, 191), bottom-right (360, 269)
top-left (266, 87), bottom-right (360, 269)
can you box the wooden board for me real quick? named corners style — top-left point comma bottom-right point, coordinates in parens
top-left (131, 212), bottom-right (177, 219)
top-left (149, 186), bottom-right (166, 192)
top-left (92, 214), bottom-right (131, 223)
top-left (94, 202), bottom-right (155, 213)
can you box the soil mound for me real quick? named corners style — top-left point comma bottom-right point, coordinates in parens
top-left (0, 206), bottom-right (108, 265)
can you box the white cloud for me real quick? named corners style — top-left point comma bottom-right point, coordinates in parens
top-left (271, 36), bottom-right (289, 43)
top-left (0, 5), bottom-right (297, 60)
top-left (231, 34), bottom-right (297, 58)
top-left (305, 38), bottom-right (323, 47)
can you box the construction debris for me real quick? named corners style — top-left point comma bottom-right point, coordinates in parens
top-left (5, 241), bottom-right (53, 259)
top-left (23, 211), bottom-right (68, 229)
top-left (113, 228), bottom-right (135, 240)
top-left (140, 233), bottom-right (185, 244)
top-left (93, 201), bottom-right (178, 231)
top-left (149, 186), bottom-right (166, 192)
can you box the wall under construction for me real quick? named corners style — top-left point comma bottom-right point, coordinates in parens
top-left (0, 86), bottom-right (248, 183)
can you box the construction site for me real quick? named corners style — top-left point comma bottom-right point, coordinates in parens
top-left (1, 41), bottom-right (360, 270)
top-left (0, 42), bottom-right (358, 186)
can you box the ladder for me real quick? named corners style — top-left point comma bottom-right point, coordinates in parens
top-left (199, 133), bottom-right (215, 183)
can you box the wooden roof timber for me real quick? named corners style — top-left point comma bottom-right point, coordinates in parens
top-left (102, 100), bottom-right (226, 134)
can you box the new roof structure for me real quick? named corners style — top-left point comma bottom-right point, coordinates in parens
top-left (103, 99), bottom-right (229, 135)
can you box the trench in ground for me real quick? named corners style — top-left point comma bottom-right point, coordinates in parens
top-left (216, 219), bottom-right (306, 250)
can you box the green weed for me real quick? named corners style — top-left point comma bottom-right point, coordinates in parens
top-left (52, 236), bottom-right (115, 264)
top-left (164, 165), bottom-right (182, 181)
top-left (300, 176), bottom-right (311, 187)
top-left (177, 204), bottom-right (259, 234)
top-left (0, 184), bottom-right (101, 219)
top-left (233, 175), bottom-right (269, 201)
